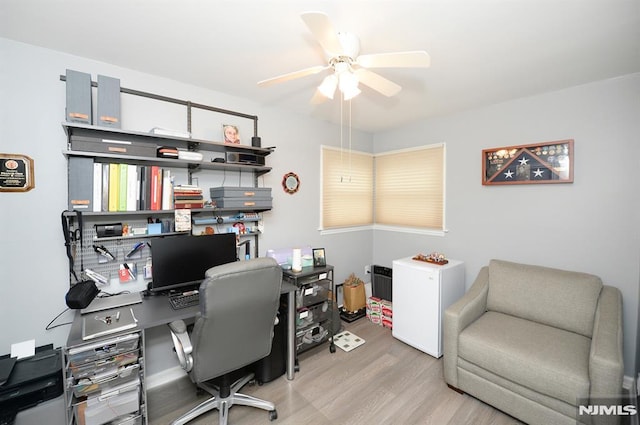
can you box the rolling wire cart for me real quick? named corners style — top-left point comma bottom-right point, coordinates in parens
top-left (282, 265), bottom-right (336, 356)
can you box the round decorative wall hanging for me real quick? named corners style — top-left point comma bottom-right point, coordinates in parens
top-left (282, 172), bottom-right (300, 194)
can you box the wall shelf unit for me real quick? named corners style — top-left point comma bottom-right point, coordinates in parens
top-left (62, 75), bottom-right (274, 295)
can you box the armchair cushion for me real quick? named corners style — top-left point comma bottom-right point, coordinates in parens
top-left (487, 259), bottom-right (602, 338)
top-left (459, 311), bottom-right (591, 405)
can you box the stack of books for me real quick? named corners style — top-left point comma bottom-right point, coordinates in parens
top-left (173, 185), bottom-right (204, 209)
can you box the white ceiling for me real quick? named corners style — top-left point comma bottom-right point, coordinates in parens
top-left (1, 0), bottom-right (639, 133)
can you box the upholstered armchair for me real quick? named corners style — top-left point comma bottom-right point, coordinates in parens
top-left (444, 259), bottom-right (623, 425)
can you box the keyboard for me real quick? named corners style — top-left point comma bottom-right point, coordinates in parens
top-left (169, 292), bottom-right (200, 310)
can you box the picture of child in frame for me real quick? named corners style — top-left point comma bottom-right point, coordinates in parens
top-left (223, 124), bottom-right (240, 144)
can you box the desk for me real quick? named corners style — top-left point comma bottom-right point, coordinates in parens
top-left (65, 282), bottom-right (297, 424)
top-left (66, 281), bottom-right (298, 379)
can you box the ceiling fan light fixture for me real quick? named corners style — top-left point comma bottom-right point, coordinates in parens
top-left (342, 85), bottom-right (361, 101)
top-left (339, 70), bottom-right (360, 100)
top-left (318, 74), bottom-right (338, 99)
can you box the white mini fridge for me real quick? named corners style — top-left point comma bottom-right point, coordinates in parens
top-left (391, 257), bottom-right (465, 358)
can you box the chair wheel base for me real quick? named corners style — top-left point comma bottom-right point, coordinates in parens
top-left (269, 409), bottom-right (278, 421)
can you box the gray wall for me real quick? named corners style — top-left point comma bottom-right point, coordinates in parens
top-left (373, 74), bottom-right (640, 377)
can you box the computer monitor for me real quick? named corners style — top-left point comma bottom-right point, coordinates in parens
top-left (149, 233), bottom-right (237, 293)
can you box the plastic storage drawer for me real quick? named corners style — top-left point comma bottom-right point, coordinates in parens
top-left (70, 350), bottom-right (139, 380)
top-left (72, 363), bottom-right (140, 397)
top-left (68, 333), bottom-right (139, 367)
top-left (74, 378), bottom-right (141, 425)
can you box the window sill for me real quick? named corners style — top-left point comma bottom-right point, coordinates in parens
top-left (373, 224), bottom-right (446, 237)
top-left (319, 224), bottom-right (446, 237)
top-left (319, 225), bottom-right (374, 235)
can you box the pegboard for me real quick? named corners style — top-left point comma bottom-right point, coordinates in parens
top-left (67, 216), bottom-right (156, 293)
top-left (65, 214), bottom-right (254, 294)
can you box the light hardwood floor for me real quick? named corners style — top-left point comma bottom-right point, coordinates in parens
top-left (147, 318), bottom-right (523, 425)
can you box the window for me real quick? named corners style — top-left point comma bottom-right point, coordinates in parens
top-left (375, 144), bottom-right (444, 230)
top-left (321, 144), bottom-right (445, 232)
top-left (321, 146), bottom-right (373, 229)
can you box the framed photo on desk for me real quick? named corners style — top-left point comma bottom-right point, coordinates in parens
top-left (312, 248), bottom-right (326, 267)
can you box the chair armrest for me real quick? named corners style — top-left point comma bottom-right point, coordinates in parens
top-left (168, 320), bottom-right (194, 372)
top-left (443, 266), bottom-right (489, 386)
top-left (589, 286), bottom-right (623, 400)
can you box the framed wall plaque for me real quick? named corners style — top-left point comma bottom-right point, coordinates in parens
top-left (0, 153), bottom-right (35, 192)
top-left (482, 140), bottom-right (573, 185)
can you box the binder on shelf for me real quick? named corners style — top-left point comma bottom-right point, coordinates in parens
top-left (68, 157), bottom-right (94, 211)
top-left (138, 166), bottom-right (149, 211)
top-left (97, 75), bottom-right (121, 128)
top-left (161, 169), bottom-right (173, 210)
top-left (92, 163), bottom-right (102, 212)
top-left (101, 164), bottom-right (109, 212)
top-left (126, 164), bottom-right (138, 212)
top-left (118, 163), bottom-right (128, 212)
top-left (65, 69), bottom-right (92, 124)
top-left (150, 166), bottom-right (161, 211)
top-left (108, 163), bottom-right (119, 212)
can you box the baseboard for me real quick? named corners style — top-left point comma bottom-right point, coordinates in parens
top-left (145, 365), bottom-right (187, 390)
top-left (623, 375), bottom-right (635, 394)
top-left (624, 374), bottom-right (639, 425)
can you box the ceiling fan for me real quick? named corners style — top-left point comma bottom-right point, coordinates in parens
top-left (257, 11), bottom-right (431, 101)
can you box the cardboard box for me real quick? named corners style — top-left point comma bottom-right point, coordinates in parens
top-left (367, 296), bottom-right (392, 328)
top-left (381, 299), bottom-right (393, 318)
top-left (367, 310), bottom-right (382, 325)
top-left (382, 317), bottom-right (393, 330)
top-left (343, 282), bottom-right (366, 312)
top-left (367, 296), bottom-right (382, 312)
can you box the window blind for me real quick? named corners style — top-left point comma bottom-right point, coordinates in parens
top-left (321, 147), bottom-right (374, 229)
top-left (374, 145), bottom-right (444, 229)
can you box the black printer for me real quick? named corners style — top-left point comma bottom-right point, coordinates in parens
top-left (0, 345), bottom-right (63, 424)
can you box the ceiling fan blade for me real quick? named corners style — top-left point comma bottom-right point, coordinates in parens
top-left (301, 11), bottom-right (344, 56)
top-left (357, 50), bottom-right (431, 68)
top-left (257, 65), bottom-right (328, 87)
top-left (354, 69), bottom-right (402, 97)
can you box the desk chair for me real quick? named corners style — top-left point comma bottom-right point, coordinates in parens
top-left (168, 257), bottom-right (282, 425)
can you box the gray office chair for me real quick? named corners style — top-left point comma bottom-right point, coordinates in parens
top-left (168, 257), bottom-right (282, 425)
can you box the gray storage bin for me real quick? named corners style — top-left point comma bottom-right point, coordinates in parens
top-left (71, 135), bottom-right (157, 157)
top-left (209, 186), bottom-right (271, 199)
top-left (211, 198), bottom-right (272, 209)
